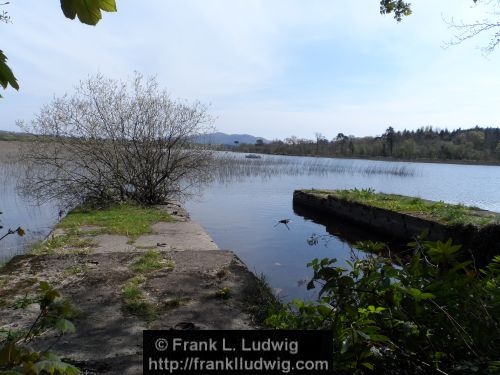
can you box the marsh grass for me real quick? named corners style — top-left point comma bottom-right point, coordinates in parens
top-left (57, 203), bottom-right (174, 240)
top-left (212, 152), bottom-right (415, 183)
top-left (312, 188), bottom-right (499, 226)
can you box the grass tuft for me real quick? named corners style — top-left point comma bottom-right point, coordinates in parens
top-left (29, 235), bottom-right (96, 255)
top-left (244, 273), bottom-right (283, 326)
top-left (63, 264), bottom-right (89, 276)
top-left (214, 287), bottom-right (231, 299)
top-left (58, 202), bottom-right (174, 240)
top-left (131, 250), bottom-right (174, 273)
top-left (164, 297), bottom-right (190, 309)
top-left (121, 276), bottom-right (157, 321)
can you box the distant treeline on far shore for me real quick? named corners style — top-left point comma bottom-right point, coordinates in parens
top-left (228, 126), bottom-right (500, 163)
top-left (3, 126), bottom-right (500, 164)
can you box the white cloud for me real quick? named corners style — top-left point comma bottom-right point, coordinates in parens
top-left (1, 0), bottom-right (499, 140)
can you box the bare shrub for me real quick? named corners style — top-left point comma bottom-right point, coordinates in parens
top-left (18, 73), bottom-right (215, 206)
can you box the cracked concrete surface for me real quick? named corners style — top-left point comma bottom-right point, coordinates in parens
top-left (0, 204), bottom-right (267, 374)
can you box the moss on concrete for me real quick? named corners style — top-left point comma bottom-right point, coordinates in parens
top-left (305, 188), bottom-right (499, 226)
top-left (57, 202), bottom-right (174, 239)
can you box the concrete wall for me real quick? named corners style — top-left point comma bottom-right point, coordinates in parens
top-left (293, 190), bottom-right (500, 266)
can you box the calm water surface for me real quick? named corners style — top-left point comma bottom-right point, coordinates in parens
top-left (2, 150), bottom-right (500, 301)
top-left (186, 154), bottom-right (500, 300)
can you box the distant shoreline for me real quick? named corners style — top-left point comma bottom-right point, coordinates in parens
top-left (2, 139), bottom-right (500, 167)
top-left (231, 150), bottom-right (500, 167)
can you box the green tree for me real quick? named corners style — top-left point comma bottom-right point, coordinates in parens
top-left (0, 0), bottom-right (117, 97)
top-left (383, 126), bottom-right (396, 156)
top-left (379, 0), bottom-right (412, 21)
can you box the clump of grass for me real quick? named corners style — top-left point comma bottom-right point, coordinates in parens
top-left (214, 287), bottom-right (231, 299)
top-left (29, 235), bottom-right (96, 256)
top-left (123, 300), bottom-right (157, 321)
top-left (63, 264), bottom-right (89, 276)
top-left (307, 188), bottom-right (499, 226)
top-left (164, 297), bottom-right (190, 309)
top-left (130, 250), bottom-right (175, 273)
top-left (121, 276), bottom-right (157, 321)
top-left (58, 202), bottom-right (174, 239)
top-left (244, 273), bottom-right (283, 326)
top-left (13, 294), bottom-right (38, 309)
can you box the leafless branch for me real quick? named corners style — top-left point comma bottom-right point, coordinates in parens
top-left (0, 2), bottom-right (10, 24)
top-left (443, 1), bottom-right (500, 53)
top-left (18, 73), bottom-right (215, 207)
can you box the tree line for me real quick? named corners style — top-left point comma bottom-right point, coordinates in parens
top-left (232, 126), bottom-right (500, 163)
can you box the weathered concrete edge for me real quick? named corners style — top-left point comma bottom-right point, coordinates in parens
top-left (1, 201), bottom-right (278, 325)
top-left (0, 205), bottom-right (280, 374)
top-left (293, 189), bottom-right (500, 266)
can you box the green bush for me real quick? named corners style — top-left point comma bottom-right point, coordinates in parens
top-left (266, 237), bottom-right (500, 374)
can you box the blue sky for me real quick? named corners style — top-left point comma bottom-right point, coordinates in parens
top-left (1, 0), bottom-right (499, 140)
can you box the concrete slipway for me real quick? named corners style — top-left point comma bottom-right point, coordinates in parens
top-left (0, 204), bottom-right (270, 374)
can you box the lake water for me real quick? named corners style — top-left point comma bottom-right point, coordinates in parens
top-left (2, 147), bottom-right (500, 300)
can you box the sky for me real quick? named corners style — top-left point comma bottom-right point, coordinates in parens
top-left (1, 0), bottom-right (499, 140)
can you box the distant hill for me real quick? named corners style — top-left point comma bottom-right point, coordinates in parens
top-left (1, 129), bottom-right (269, 146)
top-left (0, 130), bottom-right (33, 141)
top-left (194, 132), bottom-right (269, 145)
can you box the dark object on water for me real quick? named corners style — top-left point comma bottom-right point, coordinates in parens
top-left (156, 242), bottom-right (167, 247)
top-left (274, 219), bottom-right (291, 230)
top-left (245, 154), bottom-right (262, 159)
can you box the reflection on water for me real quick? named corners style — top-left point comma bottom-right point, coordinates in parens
top-left (0, 155), bottom-right (58, 262)
top-left (292, 203), bottom-right (405, 250)
top-left (3, 146), bottom-right (500, 301)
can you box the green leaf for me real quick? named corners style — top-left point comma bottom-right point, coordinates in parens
top-left (60, 0), bottom-right (117, 26)
top-left (404, 288), bottom-right (435, 302)
top-left (33, 353), bottom-right (79, 375)
top-left (0, 50), bottom-right (19, 98)
top-left (99, 0), bottom-right (117, 12)
top-left (39, 281), bottom-right (51, 291)
top-left (361, 362), bottom-right (375, 370)
top-left (317, 304), bottom-right (333, 317)
top-left (54, 318), bottom-right (76, 334)
top-left (369, 334), bottom-right (390, 342)
top-left (357, 330), bottom-right (371, 340)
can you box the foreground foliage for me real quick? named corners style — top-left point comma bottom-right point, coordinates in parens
top-left (1, 0), bottom-right (116, 97)
top-left (0, 282), bottom-right (78, 374)
top-left (266, 237), bottom-right (500, 374)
